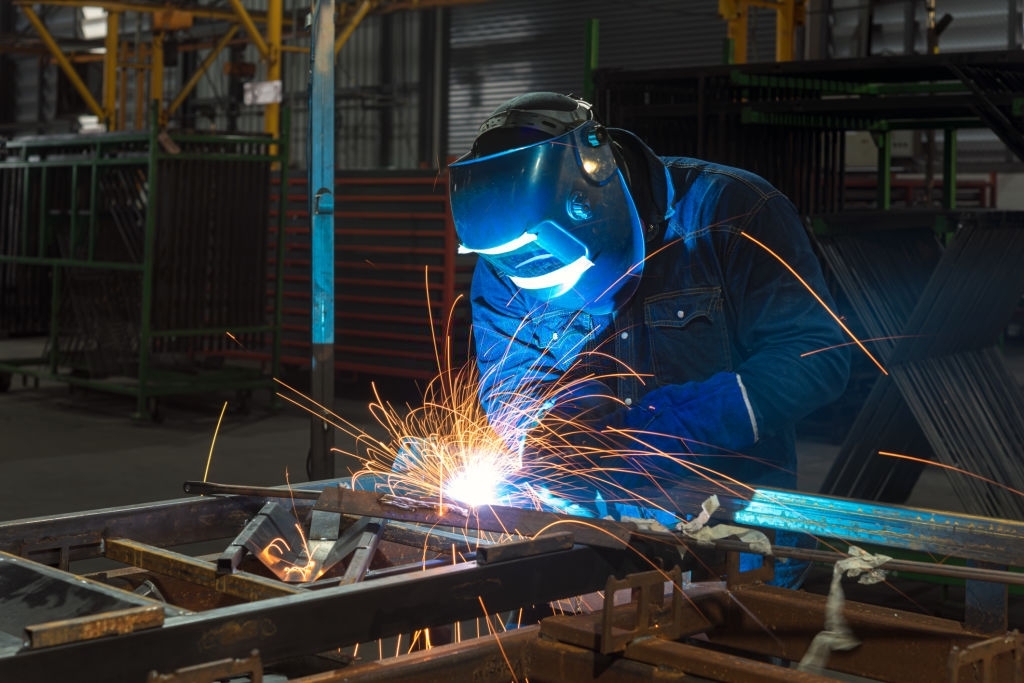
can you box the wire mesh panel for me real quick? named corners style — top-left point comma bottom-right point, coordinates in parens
top-left (0, 164), bottom-right (49, 336)
top-left (0, 126), bottom-right (287, 417)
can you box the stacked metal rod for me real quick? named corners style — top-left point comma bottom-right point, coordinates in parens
top-left (817, 211), bottom-right (1024, 518)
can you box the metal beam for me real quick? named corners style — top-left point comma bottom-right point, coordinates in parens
top-left (658, 486), bottom-right (1024, 567)
top-left (309, 0), bottom-right (336, 480)
top-left (226, 0), bottom-right (270, 59)
top-left (102, 11), bottom-right (118, 128)
top-left (166, 25), bottom-right (239, 118)
top-left (0, 544), bottom-right (632, 682)
top-left (265, 0), bottom-right (282, 139)
top-left (314, 485), bottom-right (635, 549)
top-left (105, 538), bottom-right (301, 601)
top-left (19, 6), bottom-right (105, 119)
top-left (335, 0), bottom-right (377, 55)
top-left (11, 0), bottom-right (290, 27)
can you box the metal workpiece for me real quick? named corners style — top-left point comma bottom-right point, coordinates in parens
top-left (313, 484), bottom-right (638, 549)
top-left (0, 481), bottom-right (1022, 682)
top-left (656, 484), bottom-right (1024, 568)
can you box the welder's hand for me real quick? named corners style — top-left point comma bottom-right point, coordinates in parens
top-left (605, 371), bottom-right (759, 456)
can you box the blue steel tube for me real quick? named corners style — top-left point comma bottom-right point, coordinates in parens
top-left (308, 0), bottom-right (335, 479)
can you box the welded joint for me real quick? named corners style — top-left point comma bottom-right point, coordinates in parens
top-left (948, 630), bottom-right (1024, 683)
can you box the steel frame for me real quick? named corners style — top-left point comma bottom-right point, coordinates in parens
top-left (0, 483), bottom-right (1022, 682)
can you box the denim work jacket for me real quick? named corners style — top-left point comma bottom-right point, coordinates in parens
top-left (470, 156), bottom-right (851, 491)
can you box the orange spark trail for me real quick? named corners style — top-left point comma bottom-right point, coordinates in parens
top-left (799, 335), bottom-right (928, 358)
top-left (879, 450), bottom-right (1024, 498)
top-left (740, 230), bottom-right (887, 375)
top-left (478, 596), bottom-right (518, 683)
top-left (202, 400), bottom-right (230, 482)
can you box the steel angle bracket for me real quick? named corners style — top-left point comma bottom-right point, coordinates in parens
top-left (948, 630), bottom-right (1024, 683)
top-left (217, 501), bottom-right (308, 575)
top-left (600, 566), bottom-right (685, 654)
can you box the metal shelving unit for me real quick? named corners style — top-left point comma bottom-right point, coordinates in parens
top-left (264, 169), bottom-right (474, 383)
top-left (0, 113), bottom-right (290, 419)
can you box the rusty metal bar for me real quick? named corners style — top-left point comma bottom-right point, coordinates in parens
top-left (288, 627), bottom-right (536, 682)
top-left (25, 605), bottom-right (164, 650)
top-left (0, 495), bottom-right (291, 564)
top-left (314, 485), bottom-right (635, 549)
top-left (0, 543), bottom-right (634, 682)
top-left (476, 531), bottom-right (574, 565)
top-left (183, 480), bottom-right (321, 500)
top-left (104, 538), bottom-right (301, 601)
top-left (626, 639), bottom-right (836, 683)
top-left (706, 582), bottom-right (984, 682)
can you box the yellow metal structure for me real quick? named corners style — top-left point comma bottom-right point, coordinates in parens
top-left (718, 0), bottom-right (805, 63)
top-left (19, 5), bottom-right (105, 119)
top-left (13, 0), bottom-right (289, 134)
top-left (12, 0), bottom-right (484, 135)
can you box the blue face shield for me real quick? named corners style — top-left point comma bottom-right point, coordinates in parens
top-left (449, 122), bottom-right (645, 315)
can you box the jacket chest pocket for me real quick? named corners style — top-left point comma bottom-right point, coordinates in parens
top-left (644, 287), bottom-right (731, 385)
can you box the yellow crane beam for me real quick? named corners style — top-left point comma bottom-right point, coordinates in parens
top-left (718, 0), bottom-right (805, 63)
top-left (19, 6), bottom-right (105, 120)
top-left (167, 25), bottom-right (240, 119)
top-left (11, 0), bottom-right (293, 28)
top-left (336, 0), bottom-right (378, 55)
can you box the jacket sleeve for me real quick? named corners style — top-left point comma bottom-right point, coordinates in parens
top-left (601, 189), bottom-right (850, 462)
top-left (721, 192), bottom-right (851, 444)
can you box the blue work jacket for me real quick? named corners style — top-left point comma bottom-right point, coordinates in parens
top-left (470, 156), bottom-right (851, 491)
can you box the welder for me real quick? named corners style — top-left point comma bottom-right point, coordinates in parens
top-left (449, 92), bottom-right (851, 587)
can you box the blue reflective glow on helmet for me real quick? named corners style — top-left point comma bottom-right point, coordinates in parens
top-left (449, 96), bottom-right (644, 315)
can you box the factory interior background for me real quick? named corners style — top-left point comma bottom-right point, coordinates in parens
top-left (2, 1), bottom-right (1024, 681)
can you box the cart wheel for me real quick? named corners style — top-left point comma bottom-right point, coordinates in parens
top-left (0, 373), bottom-right (10, 393)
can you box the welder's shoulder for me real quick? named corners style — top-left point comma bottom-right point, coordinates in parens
top-left (662, 156), bottom-right (783, 204)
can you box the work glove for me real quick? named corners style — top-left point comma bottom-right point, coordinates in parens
top-left (541, 372), bottom-right (760, 494)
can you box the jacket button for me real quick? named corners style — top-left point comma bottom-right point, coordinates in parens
top-left (624, 397), bottom-right (633, 406)
top-left (676, 310), bottom-right (685, 318)
top-left (620, 332), bottom-right (629, 340)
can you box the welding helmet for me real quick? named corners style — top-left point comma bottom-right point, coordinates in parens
top-left (449, 93), bottom-right (644, 315)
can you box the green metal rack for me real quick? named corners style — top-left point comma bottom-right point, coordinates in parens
top-left (0, 111), bottom-right (290, 419)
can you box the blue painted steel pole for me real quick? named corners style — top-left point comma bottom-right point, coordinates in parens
top-left (309, 0), bottom-right (335, 479)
